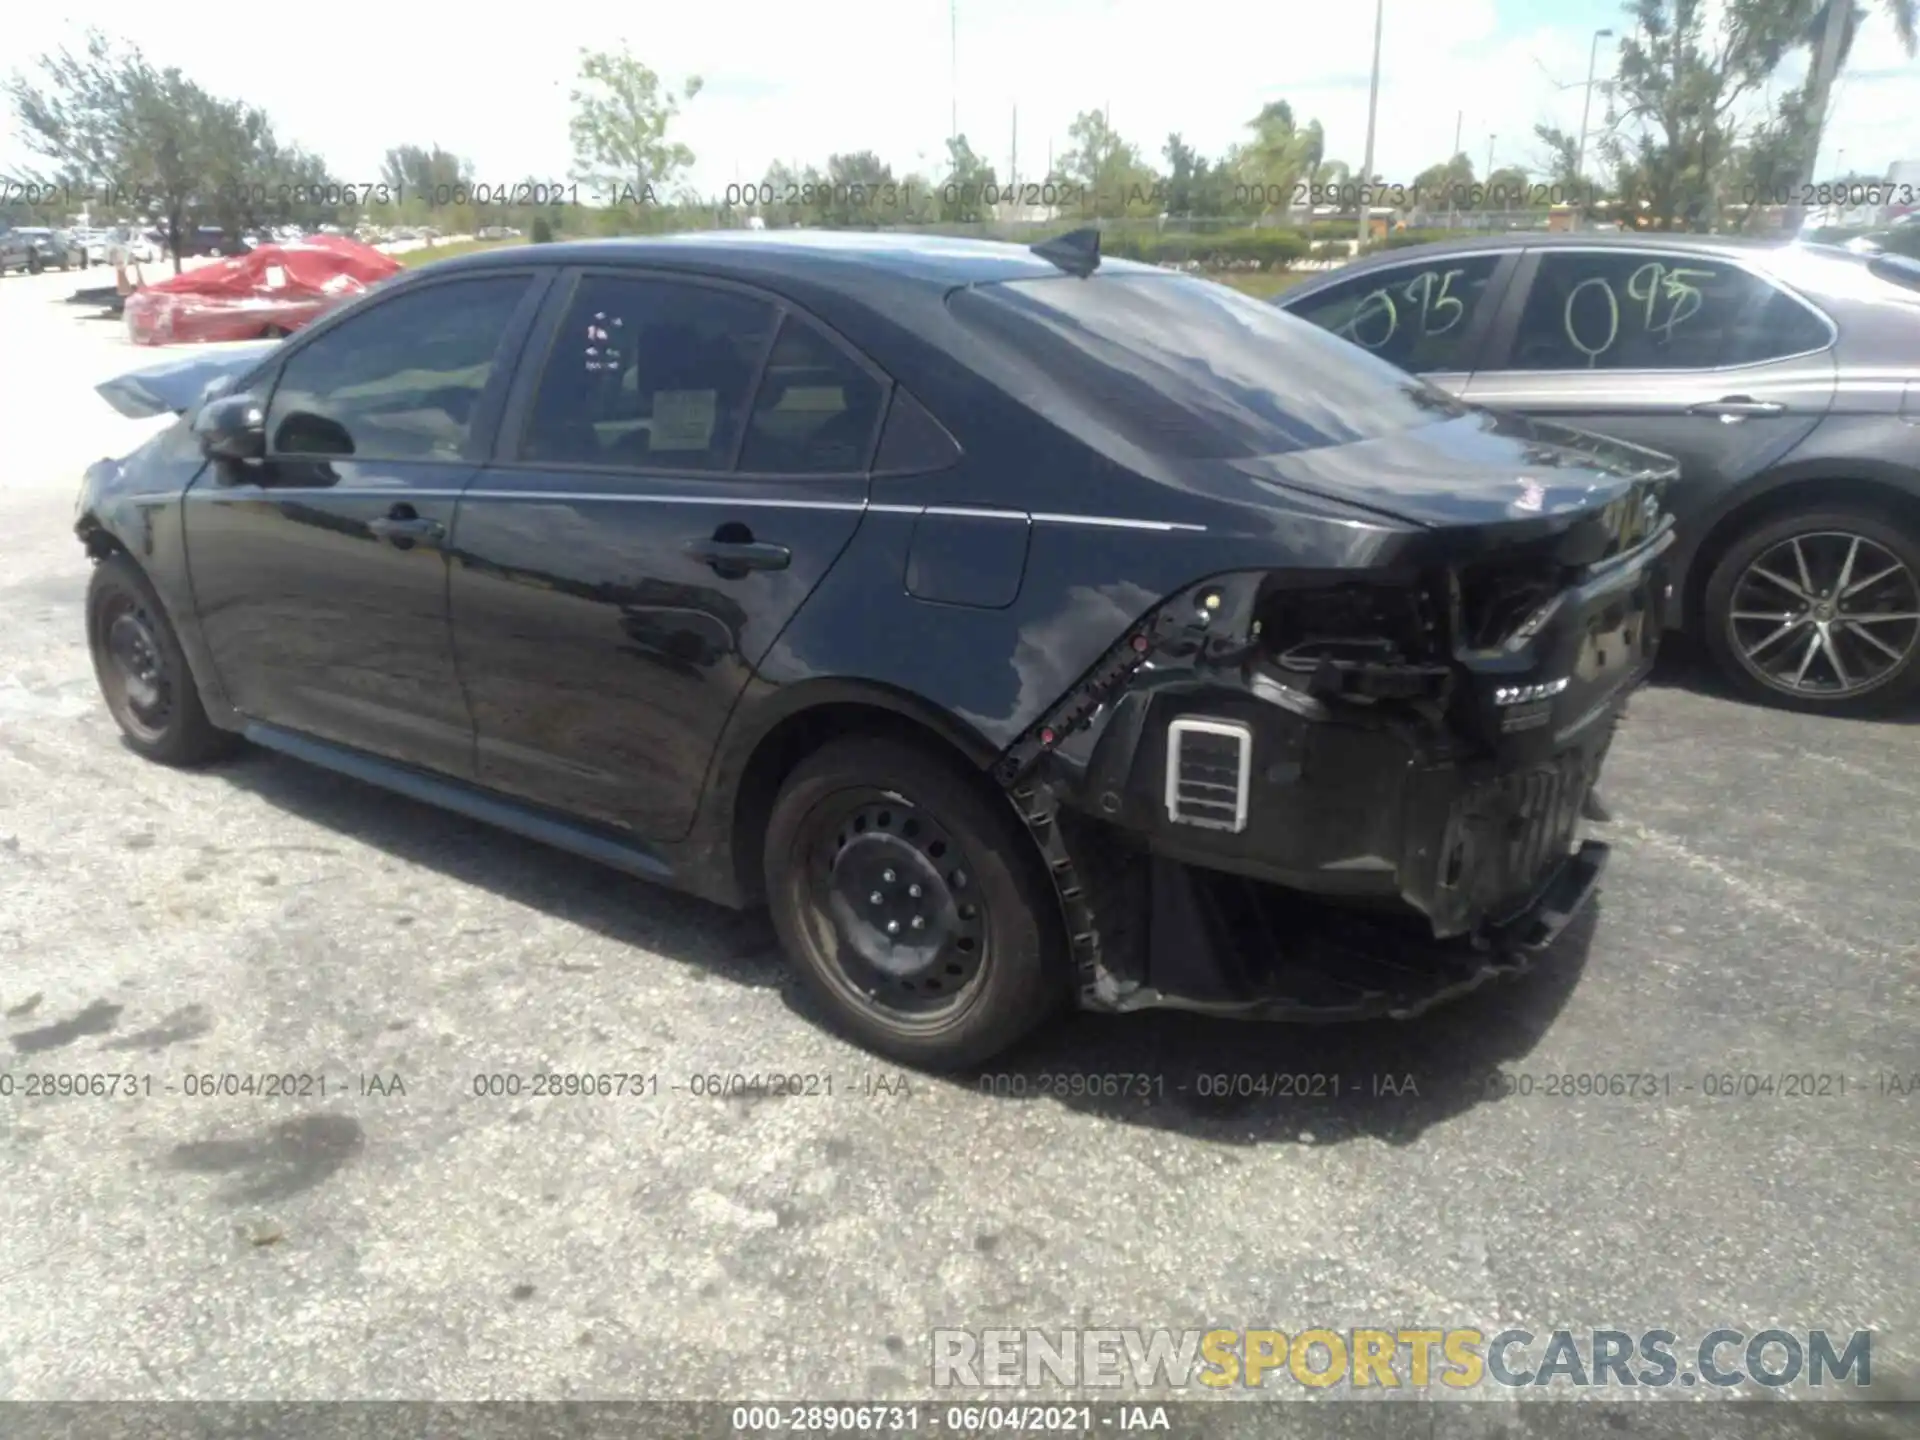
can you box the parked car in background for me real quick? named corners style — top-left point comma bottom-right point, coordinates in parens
top-left (122, 234), bottom-right (401, 344)
top-left (1839, 226), bottom-right (1920, 261)
top-left (161, 226), bottom-right (251, 260)
top-left (1276, 234), bottom-right (1920, 713)
top-left (81, 227), bottom-right (157, 266)
top-left (74, 230), bottom-right (1676, 1067)
top-left (0, 226), bottom-right (88, 273)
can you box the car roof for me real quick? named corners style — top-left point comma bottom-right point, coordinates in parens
top-left (1278, 229), bottom-right (1906, 303)
top-left (1336, 231), bottom-right (1808, 264)
top-left (415, 229), bottom-right (1160, 292)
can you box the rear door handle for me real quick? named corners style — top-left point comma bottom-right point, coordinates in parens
top-left (1688, 396), bottom-right (1786, 419)
top-left (683, 536), bottom-right (791, 574)
top-left (367, 509), bottom-right (445, 547)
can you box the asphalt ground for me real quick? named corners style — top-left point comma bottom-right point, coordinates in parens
top-left (0, 263), bottom-right (1915, 1428)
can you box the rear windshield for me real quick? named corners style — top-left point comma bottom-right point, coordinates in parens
top-left (947, 270), bottom-right (1467, 459)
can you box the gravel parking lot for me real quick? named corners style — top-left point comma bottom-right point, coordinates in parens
top-left (1, 264), bottom-right (1915, 1420)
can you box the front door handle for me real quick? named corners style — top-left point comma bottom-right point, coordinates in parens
top-left (683, 532), bottom-right (791, 576)
top-left (367, 507), bottom-right (445, 548)
top-left (1688, 396), bottom-right (1786, 420)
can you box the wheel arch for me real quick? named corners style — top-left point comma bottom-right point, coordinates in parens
top-left (79, 517), bottom-right (130, 563)
top-left (79, 522), bottom-right (242, 732)
top-left (714, 680), bottom-right (1008, 908)
top-left (1682, 472), bottom-right (1920, 636)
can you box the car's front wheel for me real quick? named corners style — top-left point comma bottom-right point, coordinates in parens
top-left (86, 553), bottom-right (243, 766)
top-left (764, 736), bottom-right (1070, 1070)
top-left (1702, 507), bottom-right (1920, 712)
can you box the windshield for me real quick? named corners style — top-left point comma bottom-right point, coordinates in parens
top-left (947, 270), bottom-right (1467, 460)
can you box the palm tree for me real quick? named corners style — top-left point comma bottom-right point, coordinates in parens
top-left (1234, 101), bottom-right (1326, 215)
top-left (1784, 0), bottom-right (1918, 230)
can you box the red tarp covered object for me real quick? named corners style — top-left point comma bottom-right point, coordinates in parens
top-left (123, 235), bottom-right (402, 346)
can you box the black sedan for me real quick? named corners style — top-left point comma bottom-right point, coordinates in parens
top-left (1276, 233), bottom-right (1920, 713)
top-left (0, 225), bottom-right (88, 274)
top-left (76, 229), bottom-right (1675, 1068)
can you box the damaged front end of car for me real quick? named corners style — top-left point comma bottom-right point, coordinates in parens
top-left (996, 477), bottom-right (1675, 1021)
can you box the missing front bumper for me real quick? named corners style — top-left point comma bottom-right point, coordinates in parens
top-left (1104, 839), bottom-right (1609, 1020)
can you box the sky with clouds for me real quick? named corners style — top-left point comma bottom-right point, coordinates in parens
top-left (4, 0), bottom-right (1917, 196)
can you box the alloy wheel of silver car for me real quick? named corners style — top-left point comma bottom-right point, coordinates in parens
top-left (1726, 531), bottom-right (1920, 700)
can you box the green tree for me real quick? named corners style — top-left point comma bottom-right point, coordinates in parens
top-left (380, 143), bottom-right (471, 199)
top-left (1720, 96), bottom-right (1816, 228)
top-left (191, 94), bottom-right (333, 235)
top-left (1232, 99), bottom-right (1326, 215)
top-left (1483, 164), bottom-right (1535, 207)
top-left (568, 44), bottom-right (702, 226)
top-left (6, 30), bottom-right (331, 272)
top-left (1052, 108), bottom-right (1159, 218)
top-left (375, 143), bottom-right (479, 232)
top-left (1412, 152), bottom-right (1474, 192)
top-left (821, 150), bottom-right (898, 227)
top-left (1533, 125), bottom-right (1582, 190)
top-left (1599, 0), bottom-right (1805, 231)
top-left (1161, 133), bottom-right (1232, 218)
top-left (939, 134), bottom-right (999, 224)
top-left (756, 160), bottom-right (814, 227)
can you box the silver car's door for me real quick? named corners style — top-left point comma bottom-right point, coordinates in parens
top-left (1461, 246), bottom-right (1838, 506)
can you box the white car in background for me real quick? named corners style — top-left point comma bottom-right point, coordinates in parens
top-left (95, 228), bottom-right (158, 264)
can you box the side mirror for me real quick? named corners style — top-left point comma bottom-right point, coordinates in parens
top-left (194, 393), bottom-right (266, 461)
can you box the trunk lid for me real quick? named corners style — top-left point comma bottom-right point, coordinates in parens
top-left (1230, 408), bottom-right (1677, 532)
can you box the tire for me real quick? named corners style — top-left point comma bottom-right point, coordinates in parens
top-left (27, 252), bottom-right (42, 275)
top-left (86, 553), bottom-right (242, 766)
top-left (764, 735), bottom-right (1071, 1070)
top-left (1701, 506), bottom-right (1920, 713)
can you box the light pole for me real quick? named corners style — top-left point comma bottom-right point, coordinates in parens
top-left (1573, 27), bottom-right (1613, 229)
top-left (1445, 110), bottom-right (1463, 227)
top-left (1486, 133), bottom-right (1496, 180)
top-left (950, 0), bottom-right (958, 144)
top-left (1357, 0), bottom-right (1384, 246)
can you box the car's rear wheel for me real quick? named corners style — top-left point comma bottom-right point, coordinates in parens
top-left (1702, 508), bottom-right (1920, 712)
top-left (86, 553), bottom-right (242, 766)
top-left (764, 736), bottom-right (1070, 1070)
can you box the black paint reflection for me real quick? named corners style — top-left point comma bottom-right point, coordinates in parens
top-left (183, 458), bottom-right (479, 776)
top-left (449, 477), bottom-right (864, 842)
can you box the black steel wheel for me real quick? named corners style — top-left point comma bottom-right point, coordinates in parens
top-left (1703, 509), bottom-right (1920, 713)
top-left (86, 553), bottom-right (242, 766)
top-left (764, 736), bottom-right (1069, 1069)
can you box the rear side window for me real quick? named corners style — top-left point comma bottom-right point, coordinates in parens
top-left (1285, 254), bottom-right (1504, 373)
top-left (947, 271), bottom-right (1467, 459)
top-left (737, 314), bottom-right (885, 474)
top-left (520, 275), bottom-right (777, 470)
top-left (1503, 251), bottom-right (1832, 371)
